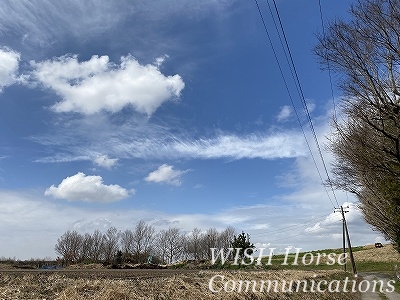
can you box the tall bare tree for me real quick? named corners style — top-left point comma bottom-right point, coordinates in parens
top-left (156, 227), bottom-right (184, 264)
top-left (89, 229), bottom-right (105, 262)
top-left (315, 0), bottom-right (400, 250)
top-left (120, 229), bottom-right (134, 254)
top-left (184, 227), bottom-right (236, 260)
top-left (132, 220), bottom-right (155, 263)
top-left (79, 233), bottom-right (93, 262)
top-left (185, 228), bottom-right (204, 260)
top-left (102, 227), bottom-right (120, 263)
top-left (54, 231), bottom-right (82, 264)
top-left (218, 226), bottom-right (236, 249)
top-left (203, 228), bottom-right (219, 259)
top-left (154, 230), bottom-right (169, 263)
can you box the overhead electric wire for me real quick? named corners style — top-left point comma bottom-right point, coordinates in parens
top-left (268, 232), bottom-right (307, 242)
top-left (318, 0), bottom-right (338, 122)
top-left (266, 219), bottom-right (343, 242)
top-left (253, 0), bottom-right (336, 209)
top-left (269, 0), bottom-right (340, 208)
top-left (265, 0), bottom-right (302, 106)
top-left (250, 212), bottom-right (337, 238)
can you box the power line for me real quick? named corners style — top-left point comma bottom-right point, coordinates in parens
top-left (253, 0), bottom-right (336, 209)
top-left (317, 0), bottom-right (357, 274)
top-left (250, 213), bottom-right (337, 237)
top-left (265, 0), bottom-right (301, 107)
top-left (318, 0), bottom-right (338, 122)
top-left (266, 219), bottom-right (343, 243)
top-left (267, 232), bottom-right (307, 242)
top-left (253, 3), bottom-right (357, 273)
top-left (270, 0), bottom-right (340, 207)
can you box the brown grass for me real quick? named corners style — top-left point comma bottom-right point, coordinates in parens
top-left (4, 244), bottom-right (397, 300)
top-left (352, 244), bottom-right (400, 262)
top-left (0, 270), bottom-right (360, 300)
top-left (67, 263), bottom-right (105, 269)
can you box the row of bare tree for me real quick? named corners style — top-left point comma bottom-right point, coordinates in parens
top-left (54, 220), bottom-right (235, 265)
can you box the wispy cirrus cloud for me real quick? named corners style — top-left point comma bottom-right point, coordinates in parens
top-left (0, 0), bottom-right (132, 46)
top-left (32, 117), bottom-right (307, 163)
top-left (0, 0), bottom-right (236, 54)
top-left (171, 133), bottom-right (305, 160)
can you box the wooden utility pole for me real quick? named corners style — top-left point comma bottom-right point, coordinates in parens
top-left (342, 211), bottom-right (346, 272)
top-left (335, 205), bottom-right (357, 275)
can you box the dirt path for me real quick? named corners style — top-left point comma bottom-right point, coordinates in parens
top-left (359, 272), bottom-right (399, 300)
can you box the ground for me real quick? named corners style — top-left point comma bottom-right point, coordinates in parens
top-left (0, 244), bottom-right (398, 299)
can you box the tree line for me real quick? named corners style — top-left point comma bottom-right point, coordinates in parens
top-left (54, 220), bottom-right (235, 265)
top-left (315, 0), bottom-right (400, 251)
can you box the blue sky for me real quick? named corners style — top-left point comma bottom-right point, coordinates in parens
top-left (0, 0), bottom-right (385, 259)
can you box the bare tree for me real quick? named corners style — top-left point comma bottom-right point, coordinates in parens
top-left (218, 226), bottom-right (236, 249)
top-left (79, 233), bottom-right (93, 262)
top-left (185, 228), bottom-right (205, 260)
top-left (55, 226), bottom-right (238, 264)
top-left (89, 229), bottom-right (104, 262)
top-left (315, 0), bottom-right (400, 250)
top-left (203, 228), bottom-right (219, 259)
top-left (120, 229), bottom-right (134, 254)
top-left (183, 227), bottom-right (236, 260)
top-left (102, 227), bottom-right (120, 263)
top-left (154, 230), bottom-right (168, 264)
top-left (54, 231), bottom-right (82, 264)
top-left (132, 220), bottom-right (155, 263)
top-left (156, 227), bottom-right (184, 264)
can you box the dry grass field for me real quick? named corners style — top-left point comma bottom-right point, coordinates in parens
top-left (0, 269), bottom-right (360, 300)
top-left (1, 244), bottom-right (399, 299)
top-left (352, 244), bottom-right (400, 262)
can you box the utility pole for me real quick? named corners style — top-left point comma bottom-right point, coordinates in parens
top-left (335, 205), bottom-right (357, 275)
top-left (342, 209), bottom-right (346, 272)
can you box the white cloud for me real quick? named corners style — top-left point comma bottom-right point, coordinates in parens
top-left (277, 105), bottom-right (292, 121)
top-left (0, 188), bottom-right (385, 260)
top-left (306, 100), bottom-right (316, 114)
top-left (145, 164), bottom-right (188, 186)
top-left (1, 102), bottom-right (387, 260)
top-left (0, 47), bottom-right (20, 91)
top-left (0, 0), bottom-right (235, 49)
top-left (32, 113), bottom-right (308, 163)
top-left (72, 217), bottom-right (112, 231)
top-left (212, 200), bottom-right (381, 254)
top-left (44, 172), bottom-right (130, 203)
top-left (93, 155), bottom-right (118, 169)
top-left (252, 223), bottom-right (269, 230)
top-left (172, 132), bottom-right (305, 159)
top-left (0, 1), bottom-right (132, 46)
top-left (31, 54), bottom-right (185, 115)
top-left (154, 55), bottom-right (169, 67)
top-left (304, 222), bottom-right (323, 233)
top-left (305, 202), bottom-right (363, 234)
